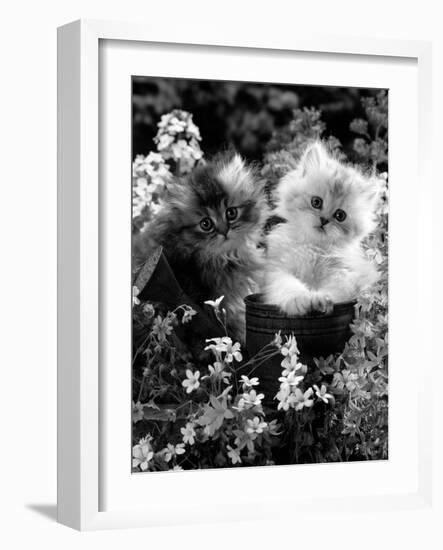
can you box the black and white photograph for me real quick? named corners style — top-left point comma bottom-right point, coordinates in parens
top-left (4, 0), bottom-right (441, 543)
top-left (131, 77), bottom-right (389, 471)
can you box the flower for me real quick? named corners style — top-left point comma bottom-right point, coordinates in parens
top-left (182, 369), bottom-right (200, 393)
top-left (276, 391), bottom-right (291, 411)
top-left (237, 389), bottom-right (265, 410)
top-left (240, 375), bottom-right (259, 389)
top-left (227, 445), bottom-right (242, 465)
top-left (313, 384), bottom-right (333, 404)
top-left (132, 286), bottom-right (141, 307)
top-left (246, 417), bottom-right (268, 436)
top-left (278, 371), bottom-right (304, 392)
top-left (156, 133), bottom-right (174, 150)
top-left (181, 422), bottom-right (196, 445)
top-left (204, 295), bottom-right (224, 311)
top-left (132, 401), bottom-right (144, 423)
top-left (292, 388), bottom-right (315, 411)
top-left (163, 443), bottom-right (186, 462)
top-left (224, 341), bottom-right (243, 363)
top-left (151, 315), bottom-right (174, 342)
top-left (333, 370), bottom-right (359, 392)
top-left (132, 152), bottom-right (171, 218)
top-left (132, 437), bottom-right (154, 471)
top-left (273, 331), bottom-right (283, 348)
top-left (280, 336), bottom-right (299, 358)
top-left (181, 305), bottom-right (197, 324)
top-left (205, 336), bottom-right (233, 354)
top-left (154, 110), bottom-right (203, 175)
top-left (281, 353), bottom-right (305, 375)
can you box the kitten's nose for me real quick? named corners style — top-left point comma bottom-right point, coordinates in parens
top-left (320, 217), bottom-right (329, 226)
top-left (218, 222), bottom-right (229, 238)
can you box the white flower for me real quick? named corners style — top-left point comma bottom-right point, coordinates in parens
top-left (224, 341), bottom-right (243, 363)
top-left (273, 331), bottom-right (283, 348)
top-left (246, 417), bottom-right (268, 435)
top-left (132, 286), bottom-right (141, 306)
top-left (278, 371), bottom-right (304, 392)
top-left (293, 387), bottom-right (315, 411)
top-left (181, 306), bottom-right (197, 324)
top-left (313, 384), bottom-right (333, 403)
top-left (156, 133), bottom-right (175, 150)
top-left (227, 445), bottom-right (242, 465)
top-left (132, 152), bottom-right (171, 218)
top-left (240, 375), bottom-right (259, 390)
top-left (281, 353), bottom-right (305, 374)
top-left (154, 110), bottom-right (203, 175)
top-left (163, 443), bottom-right (186, 462)
top-left (205, 336), bottom-right (233, 353)
top-left (280, 336), bottom-right (299, 358)
top-left (182, 369), bottom-right (200, 393)
top-left (132, 437), bottom-right (154, 471)
top-left (181, 422), bottom-right (196, 445)
top-left (204, 295), bottom-right (224, 311)
top-left (237, 389), bottom-right (264, 410)
top-left (132, 401), bottom-right (144, 423)
top-left (276, 391), bottom-right (291, 411)
top-left (151, 315), bottom-right (174, 342)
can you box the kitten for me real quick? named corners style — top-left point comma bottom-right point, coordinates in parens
top-left (134, 152), bottom-right (268, 341)
top-left (264, 141), bottom-right (380, 315)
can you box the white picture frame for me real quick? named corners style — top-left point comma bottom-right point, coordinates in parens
top-left (57, 19), bottom-right (433, 531)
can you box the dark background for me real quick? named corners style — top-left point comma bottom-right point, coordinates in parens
top-left (132, 77), bottom-right (381, 161)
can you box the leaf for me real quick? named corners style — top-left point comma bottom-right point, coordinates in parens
top-left (143, 406), bottom-right (177, 422)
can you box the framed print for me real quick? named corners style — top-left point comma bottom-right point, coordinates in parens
top-left (57, 19), bottom-right (433, 530)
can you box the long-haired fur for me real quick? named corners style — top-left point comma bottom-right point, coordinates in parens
top-left (264, 141), bottom-right (381, 315)
top-left (134, 152), bottom-right (268, 341)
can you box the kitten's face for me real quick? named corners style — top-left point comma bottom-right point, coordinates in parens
top-left (164, 154), bottom-right (265, 260)
top-left (277, 142), bottom-right (380, 246)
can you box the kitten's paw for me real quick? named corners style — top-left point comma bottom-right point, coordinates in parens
top-left (281, 293), bottom-right (312, 316)
top-left (310, 291), bottom-right (333, 314)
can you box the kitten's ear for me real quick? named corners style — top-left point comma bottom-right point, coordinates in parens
top-left (225, 153), bottom-right (246, 175)
top-left (300, 141), bottom-right (330, 176)
top-left (218, 152), bottom-right (252, 193)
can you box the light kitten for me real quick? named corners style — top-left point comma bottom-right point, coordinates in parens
top-left (264, 141), bottom-right (381, 315)
top-left (134, 152), bottom-right (268, 341)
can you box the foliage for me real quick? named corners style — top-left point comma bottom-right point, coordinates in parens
top-left (131, 110), bottom-right (203, 233)
top-left (133, 78), bottom-right (379, 161)
top-left (131, 91), bottom-right (389, 470)
top-left (350, 90), bottom-right (388, 170)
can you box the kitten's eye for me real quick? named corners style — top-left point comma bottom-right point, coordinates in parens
top-left (199, 217), bottom-right (214, 232)
top-left (225, 207), bottom-right (238, 222)
top-left (311, 196), bottom-right (323, 209)
top-left (334, 209), bottom-right (347, 222)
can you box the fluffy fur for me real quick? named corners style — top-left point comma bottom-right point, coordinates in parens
top-left (134, 152), bottom-right (268, 341)
top-left (264, 141), bottom-right (381, 315)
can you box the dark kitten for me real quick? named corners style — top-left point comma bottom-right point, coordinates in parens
top-left (134, 152), bottom-right (268, 341)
